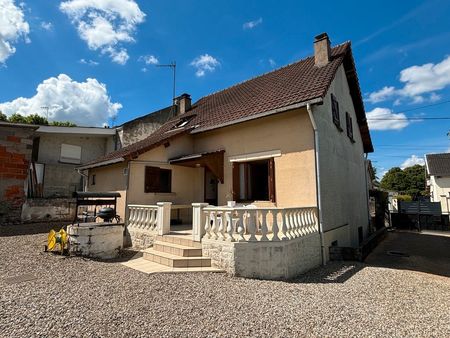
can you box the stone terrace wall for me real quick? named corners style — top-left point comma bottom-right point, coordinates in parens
top-left (202, 233), bottom-right (322, 280)
top-left (0, 124), bottom-right (36, 224)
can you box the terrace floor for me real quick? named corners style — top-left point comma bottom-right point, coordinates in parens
top-left (1, 223), bottom-right (449, 337)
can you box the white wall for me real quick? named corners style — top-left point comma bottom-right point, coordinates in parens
top-left (313, 65), bottom-right (370, 253)
top-left (430, 175), bottom-right (450, 214)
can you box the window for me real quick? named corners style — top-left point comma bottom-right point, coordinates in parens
top-left (346, 112), bottom-right (354, 142)
top-left (331, 94), bottom-right (342, 131)
top-left (232, 159), bottom-right (275, 202)
top-left (60, 144), bottom-right (82, 164)
top-left (172, 115), bottom-right (194, 129)
top-left (91, 174), bottom-right (96, 186)
top-left (145, 166), bottom-right (172, 193)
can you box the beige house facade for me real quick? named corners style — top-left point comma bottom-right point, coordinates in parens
top-left (78, 33), bottom-right (374, 278)
top-left (426, 153), bottom-right (450, 216)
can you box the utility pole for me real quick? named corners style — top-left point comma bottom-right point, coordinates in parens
top-left (156, 61), bottom-right (176, 117)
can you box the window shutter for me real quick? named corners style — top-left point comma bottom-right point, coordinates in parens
top-left (268, 158), bottom-right (276, 202)
top-left (232, 162), bottom-right (240, 201)
top-left (145, 166), bottom-right (160, 193)
top-left (331, 94), bottom-right (340, 127)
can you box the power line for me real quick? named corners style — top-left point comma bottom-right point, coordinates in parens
top-left (366, 99), bottom-right (450, 120)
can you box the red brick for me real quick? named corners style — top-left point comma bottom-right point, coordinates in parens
top-left (6, 136), bottom-right (21, 143)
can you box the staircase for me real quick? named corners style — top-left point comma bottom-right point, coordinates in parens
top-left (143, 234), bottom-right (212, 268)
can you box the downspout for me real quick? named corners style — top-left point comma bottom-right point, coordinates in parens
top-left (307, 103), bottom-right (326, 266)
top-left (76, 169), bottom-right (88, 192)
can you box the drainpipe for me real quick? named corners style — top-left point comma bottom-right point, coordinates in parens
top-left (76, 169), bottom-right (88, 192)
top-left (363, 153), bottom-right (371, 232)
top-left (307, 103), bottom-right (326, 266)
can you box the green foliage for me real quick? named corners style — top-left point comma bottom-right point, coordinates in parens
top-left (380, 164), bottom-right (426, 197)
top-left (396, 194), bottom-right (412, 202)
top-left (8, 113), bottom-right (27, 123)
top-left (4, 112), bottom-right (76, 127)
top-left (51, 121), bottom-right (77, 127)
top-left (25, 114), bottom-right (49, 125)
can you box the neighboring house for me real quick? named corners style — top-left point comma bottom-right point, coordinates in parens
top-left (426, 153), bottom-right (450, 216)
top-left (116, 105), bottom-right (175, 149)
top-left (0, 122), bottom-right (37, 224)
top-left (30, 125), bottom-right (117, 198)
top-left (78, 33), bottom-right (374, 278)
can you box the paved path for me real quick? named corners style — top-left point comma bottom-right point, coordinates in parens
top-left (366, 230), bottom-right (450, 278)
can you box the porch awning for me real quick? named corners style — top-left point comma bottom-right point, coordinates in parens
top-left (169, 150), bottom-right (224, 183)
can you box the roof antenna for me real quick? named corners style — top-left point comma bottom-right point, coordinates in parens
top-left (157, 61), bottom-right (177, 117)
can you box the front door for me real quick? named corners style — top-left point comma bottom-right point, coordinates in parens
top-left (204, 168), bottom-right (218, 206)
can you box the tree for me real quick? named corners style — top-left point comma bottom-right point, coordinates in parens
top-left (25, 114), bottom-right (49, 125)
top-left (380, 164), bottom-right (426, 198)
top-left (51, 121), bottom-right (77, 127)
top-left (8, 113), bottom-right (27, 124)
top-left (0, 111), bottom-right (7, 122)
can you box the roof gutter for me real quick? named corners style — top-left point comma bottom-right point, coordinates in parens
top-left (76, 157), bottom-right (125, 170)
top-left (191, 97), bottom-right (323, 134)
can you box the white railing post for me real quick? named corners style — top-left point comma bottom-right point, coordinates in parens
top-left (192, 203), bottom-right (209, 242)
top-left (157, 202), bottom-right (172, 235)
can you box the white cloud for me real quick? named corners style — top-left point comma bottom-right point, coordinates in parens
top-left (139, 54), bottom-right (158, 65)
top-left (40, 21), bottom-right (53, 31)
top-left (190, 54), bottom-right (220, 77)
top-left (367, 55), bottom-right (450, 104)
top-left (401, 155), bottom-right (425, 169)
top-left (366, 107), bottom-right (409, 131)
top-left (0, 0), bottom-right (30, 64)
top-left (60, 0), bottom-right (145, 65)
top-left (0, 74), bottom-right (121, 126)
top-left (243, 17), bottom-right (262, 30)
top-left (79, 58), bottom-right (99, 66)
top-left (367, 86), bottom-right (396, 103)
top-left (268, 58), bottom-right (276, 67)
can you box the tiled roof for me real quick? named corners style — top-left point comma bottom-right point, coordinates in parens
top-left (81, 41), bottom-right (373, 169)
top-left (426, 153), bottom-right (450, 176)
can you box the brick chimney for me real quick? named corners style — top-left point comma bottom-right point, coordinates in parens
top-left (314, 33), bottom-right (331, 67)
top-left (175, 93), bottom-right (191, 115)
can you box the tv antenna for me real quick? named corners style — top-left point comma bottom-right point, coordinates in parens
top-left (41, 106), bottom-right (49, 119)
top-left (156, 61), bottom-right (176, 115)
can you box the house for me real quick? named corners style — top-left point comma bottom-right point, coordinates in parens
top-left (426, 153), bottom-right (450, 217)
top-left (29, 125), bottom-right (117, 198)
top-left (78, 33), bottom-right (374, 279)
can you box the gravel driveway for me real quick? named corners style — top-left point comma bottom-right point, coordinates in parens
top-left (1, 223), bottom-right (449, 338)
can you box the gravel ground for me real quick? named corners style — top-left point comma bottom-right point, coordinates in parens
top-left (1, 223), bottom-right (449, 338)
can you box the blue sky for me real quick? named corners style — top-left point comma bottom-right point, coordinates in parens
top-left (1, 0), bottom-right (450, 177)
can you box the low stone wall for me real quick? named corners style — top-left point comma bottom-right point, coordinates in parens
top-left (202, 233), bottom-right (322, 280)
top-left (21, 198), bottom-right (75, 222)
top-left (125, 227), bottom-right (157, 250)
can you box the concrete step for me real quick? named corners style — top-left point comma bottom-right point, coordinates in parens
top-left (121, 257), bottom-right (224, 274)
top-left (156, 235), bottom-right (202, 249)
top-left (153, 241), bottom-right (203, 257)
top-left (143, 248), bottom-right (211, 268)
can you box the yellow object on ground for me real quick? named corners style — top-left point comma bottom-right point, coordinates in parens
top-left (47, 228), bottom-right (68, 254)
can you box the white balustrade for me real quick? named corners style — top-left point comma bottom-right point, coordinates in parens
top-left (202, 206), bottom-right (318, 242)
top-left (127, 204), bottom-right (159, 231)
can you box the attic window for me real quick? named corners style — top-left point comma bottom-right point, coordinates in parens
top-left (331, 94), bottom-right (342, 131)
top-left (346, 112), bottom-right (355, 142)
top-left (173, 116), bottom-right (194, 129)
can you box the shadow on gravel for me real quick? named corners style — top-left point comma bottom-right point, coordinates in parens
top-left (289, 262), bottom-right (366, 284)
top-left (0, 222), bottom-right (71, 237)
top-left (364, 231), bottom-right (450, 278)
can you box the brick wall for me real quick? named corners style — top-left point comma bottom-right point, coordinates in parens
top-left (0, 124), bottom-right (36, 224)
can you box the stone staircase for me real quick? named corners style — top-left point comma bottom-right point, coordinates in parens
top-left (143, 234), bottom-right (212, 268)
